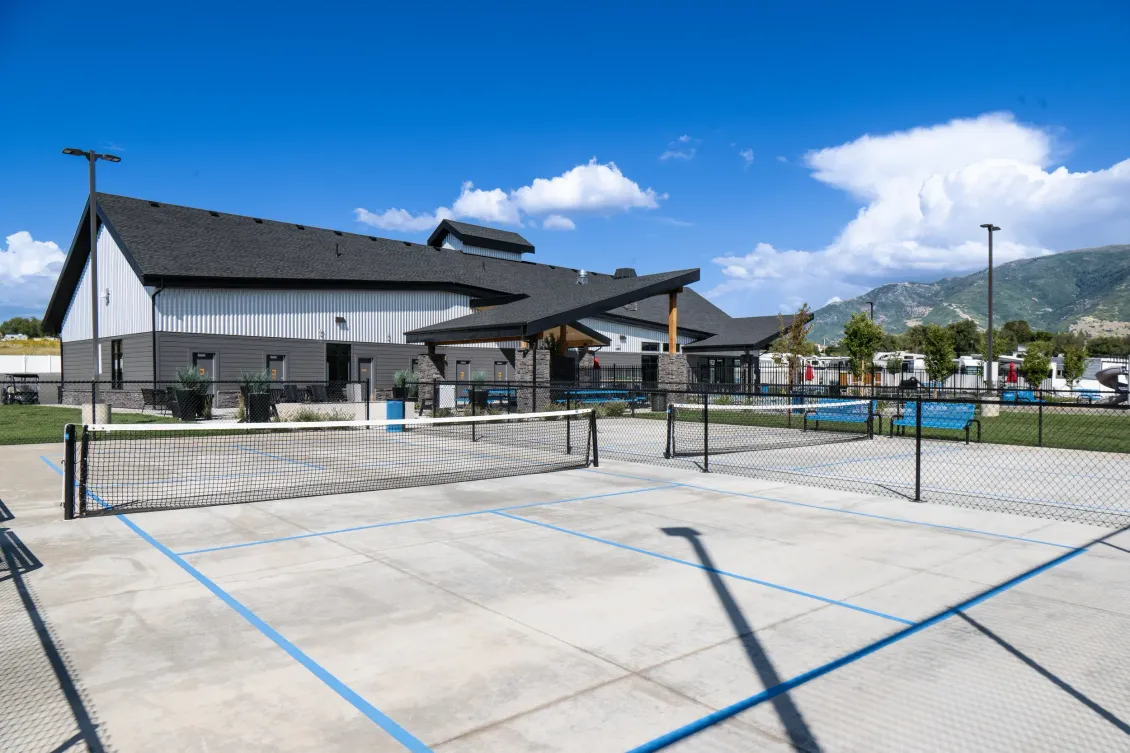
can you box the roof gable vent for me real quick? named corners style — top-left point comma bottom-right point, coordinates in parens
top-left (577, 269), bottom-right (589, 285)
top-left (614, 267), bottom-right (637, 279)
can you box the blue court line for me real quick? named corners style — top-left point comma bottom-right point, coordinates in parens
top-left (626, 545), bottom-right (1088, 752)
top-left (493, 511), bottom-right (914, 626)
top-left (582, 469), bottom-right (1076, 549)
top-left (176, 485), bottom-right (676, 556)
top-left (41, 456), bottom-right (432, 752)
top-left (235, 445), bottom-right (326, 470)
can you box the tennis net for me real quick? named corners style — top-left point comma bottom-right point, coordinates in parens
top-left (666, 398), bottom-right (874, 457)
top-left (64, 409), bottom-right (595, 517)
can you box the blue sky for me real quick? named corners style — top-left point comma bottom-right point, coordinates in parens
top-left (2, 0), bottom-right (1128, 324)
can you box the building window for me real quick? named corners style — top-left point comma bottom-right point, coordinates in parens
top-left (641, 342), bottom-right (660, 352)
top-left (266, 354), bottom-right (287, 381)
top-left (110, 339), bottom-right (123, 390)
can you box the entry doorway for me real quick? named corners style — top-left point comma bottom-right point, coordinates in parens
top-left (266, 354), bottom-right (287, 382)
top-left (357, 358), bottom-right (373, 390)
top-left (326, 344), bottom-right (351, 383)
top-left (192, 352), bottom-right (216, 393)
top-left (494, 360), bottom-right (510, 381)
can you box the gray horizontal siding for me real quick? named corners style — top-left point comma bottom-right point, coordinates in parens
top-left (154, 332), bottom-right (516, 386)
top-left (62, 333), bottom-right (153, 384)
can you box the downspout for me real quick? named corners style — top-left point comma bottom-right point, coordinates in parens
top-left (150, 281), bottom-right (164, 387)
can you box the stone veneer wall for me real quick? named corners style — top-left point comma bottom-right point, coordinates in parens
top-left (658, 353), bottom-right (690, 386)
top-left (516, 346), bottom-right (551, 413)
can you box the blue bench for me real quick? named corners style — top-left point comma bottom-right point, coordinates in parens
top-left (555, 389), bottom-right (647, 406)
top-left (803, 399), bottom-right (881, 434)
top-left (1002, 390), bottom-right (1042, 404)
top-left (891, 401), bottom-right (980, 443)
top-left (1075, 389), bottom-right (1102, 404)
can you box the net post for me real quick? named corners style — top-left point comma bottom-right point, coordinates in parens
top-left (703, 391), bottom-right (710, 473)
top-left (471, 384), bottom-right (477, 441)
top-left (365, 379), bottom-right (370, 421)
top-left (914, 399), bottom-right (922, 502)
top-left (589, 408), bottom-right (599, 467)
top-left (566, 392), bottom-right (572, 455)
top-left (63, 424), bottom-right (75, 520)
top-left (78, 429), bottom-right (90, 517)
top-left (867, 399), bottom-right (875, 440)
top-left (432, 381), bottom-right (438, 418)
top-left (664, 403), bottom-right (672, 459)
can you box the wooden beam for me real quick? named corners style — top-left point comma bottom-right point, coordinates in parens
top-left (668, 291), bottom-right (678, 354)
top-left (557, 325), bottom-right (568, 354)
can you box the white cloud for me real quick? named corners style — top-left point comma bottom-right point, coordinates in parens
top-left (356, 159), bottom-right (662, 233)
top-left (0, 231), bottom-right (65, 310)
top-left (776, 156), bottom-right (789, 164)
top-left (709, 112), bottom-right (1130, 314)
top-left (739, 148), bottom-right (754, 167)
top-left (824, 296), bottom-right (843, 305)
top-left (660, 134), bottom-right (699, 161)
top-left (542, 214), bottom-right (576, 230)
top-left (353, 207), bottom-right (453, 232)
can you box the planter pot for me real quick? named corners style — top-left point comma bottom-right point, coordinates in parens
top-left (392, 386), bottom-right (408, 400)
top-left (471, 386), bottom-right (488, 408)
top-left (246, 392), bottom-right (272, 423)
top-left (173, 389), bottom-right (203, 421)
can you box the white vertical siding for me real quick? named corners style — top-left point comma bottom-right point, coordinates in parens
top-left (439, 233), bottom-right (523, 260)
top-left (61, 228), bottom-right (151, 341)
top-left (155, 289), bottom-right (475, 343)
top-left (581, 317), bottom-right (695, 353)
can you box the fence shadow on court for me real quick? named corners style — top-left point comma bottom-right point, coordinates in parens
top-left (0, 527), bottom-right (109, 752)
top-left (662, 526), bottom-right (823, 752)
top-left (954, 611), bottom-right (1130, 736)
top-left (0, 497), bottom-right (13, 523)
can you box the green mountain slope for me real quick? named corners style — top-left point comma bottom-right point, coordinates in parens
top-left (810, 244), bottom-right (1130, 342)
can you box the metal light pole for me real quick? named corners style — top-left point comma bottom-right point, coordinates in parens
top-left (980, 223), bottom-right (1001, 388)
top-left (63, 148), bottom-right (120, 410)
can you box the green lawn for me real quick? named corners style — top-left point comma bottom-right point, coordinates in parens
top-left (0, 405), bottom-right (178, 445)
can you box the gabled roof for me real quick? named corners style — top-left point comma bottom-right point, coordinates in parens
top-left (427, 219), bottom-right (534, 255)
top-left (405, 269), bottom-right (700, 343)
top-left (42, 193), bottom-right (723, 337)
top-left (680, 315), bottom-right (795, 352)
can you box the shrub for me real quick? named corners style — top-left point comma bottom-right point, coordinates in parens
top-left (601, 401), bottom-right (628, 418)
top-left (284, 406), bottom-right (354, 422)
top-left (239, 369), bottom-right (272, 395)
top-left (175, 365), bottom-right (208, 394)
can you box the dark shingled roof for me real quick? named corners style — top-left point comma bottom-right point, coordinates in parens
top-left (427, 219), bottom-right (534, 255)
top-left (405, 269), bottom-right (700, 343)
top-left (680, 315), bottom-right (795, 352)
top-left (42, 194), bottom-right (729, 338)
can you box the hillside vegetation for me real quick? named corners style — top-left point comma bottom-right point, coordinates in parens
top-left (811, 244), bottom-right (1130, 342)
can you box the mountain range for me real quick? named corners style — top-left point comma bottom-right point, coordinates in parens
top-left (809, 244), bottom-right (1130, 343)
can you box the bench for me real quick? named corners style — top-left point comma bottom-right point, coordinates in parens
top-left (803, 399), bottom-right (881, 434)
top-left (554, 389), bottom-right (647, 406)
top-left (140, 387), bottom-right (168, 414)
top-left (486, 388), bottom-right (516, 407)
top-left (1002, 390), bottom-right (1042, 404)
top-left (1075, 389), bottom-right (1102, 404)
top-left (890, 401), bottom-right (980, 444)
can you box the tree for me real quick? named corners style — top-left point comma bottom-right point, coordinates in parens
top-left (1019, 341), bottom-right (1052, 389)
top-left (897, 325), bottom-right (928, 353)
top-left (1088, 335), bottom-right (1130, 357)
top-left (772, 303), bottom-right (816, 391)
top-left (1001, 320), bottom-right (1034, 344)
top-left (0, 316), bottom-right (44, 338)
top-left (922, 324), bottom-right (956, 384)
top-left (885, 355), bottom-right (903, 374)
top-left (947, 319), bottom-right (980, 356)
top-left (841, 312), bottom-right (884, 380)
top-left (1061, 344), bottom-right (1087, 388)
top-left (980, 327), bottom-right (1017, 360)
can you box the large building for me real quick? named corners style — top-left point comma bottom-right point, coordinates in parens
top-left (43, 194), bottom-right (787, 389)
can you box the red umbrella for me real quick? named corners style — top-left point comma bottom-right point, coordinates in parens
top-left (804, 363), bottom-right (815, 382)
top-left (1007, 361), bottom-right (1018, 384)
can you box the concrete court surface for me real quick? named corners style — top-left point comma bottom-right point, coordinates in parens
top-left (2, 441), bottom-right (1129, 752)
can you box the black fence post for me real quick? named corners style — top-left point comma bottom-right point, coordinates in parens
top-left (432, 382), bottom-right (439, 418)
top-left (867, 398), bottom-right (875, 440)
top-left (365, 379), bottom-right (371, 421)
top-left (914, 398), bottom-right (922, 502)
top-left (664, 404), bottom-right (673, 459)
top-left (1038, 401), bottom-right (1044, 447)
top-left (589, 408), bottom-right (599, 467)
top-left (63, 424), bottom-right (75, 520)
top-left (703, 392), bottom-right (710, 473)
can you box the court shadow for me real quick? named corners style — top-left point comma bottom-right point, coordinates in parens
top-left (956, 611), bottom-right (1130, 736)
top-left (1099, 540), bottom-right (1130, 556)
top-left (662, 526), bottom-right (822, 752)
top-left (0, 497), bottom-right (13, 522)
top-left (1, 528), bottom-right (109, 752)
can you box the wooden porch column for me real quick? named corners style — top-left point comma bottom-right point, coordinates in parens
top-left (667, 290), bottom-right (679, 353)
top-left (557, 324), bottom-right (568, 354)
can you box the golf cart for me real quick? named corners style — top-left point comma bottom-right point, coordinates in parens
top-left (2, 373), bottom-right (41, 405)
